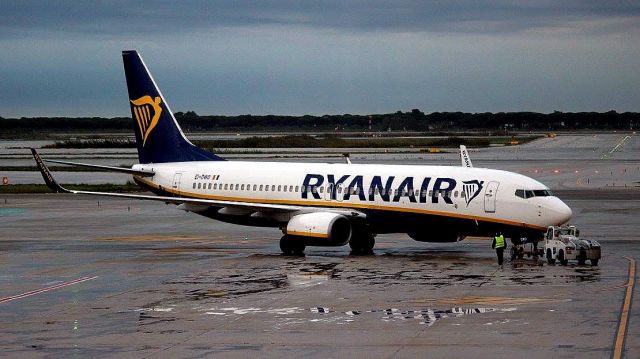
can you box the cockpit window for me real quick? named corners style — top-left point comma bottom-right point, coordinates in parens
top-left (515, 189), bottom-right (553, 198)
top-left (533, 189), bottom-right (553, 197)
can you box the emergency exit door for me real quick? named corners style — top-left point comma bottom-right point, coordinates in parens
top-left (484, 181), bottom-right (500, 213)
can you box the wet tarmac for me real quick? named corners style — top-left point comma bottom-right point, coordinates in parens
top-left (0, 193), bottom-right (638, 358)
top-left (0, 132), bottom-right (639, 358)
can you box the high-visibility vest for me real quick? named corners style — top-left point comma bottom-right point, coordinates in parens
top-left (495, 235), bottom-right (505, 249)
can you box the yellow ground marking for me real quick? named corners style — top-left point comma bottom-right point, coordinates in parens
top-left (97, 235), bottom-right (207, 242)
top-left (410, 296), bottom-right (569, 306)
top-left (463, 236), bottom-right (493, 241)
top-left (613, 256), bottom-right (636, 359)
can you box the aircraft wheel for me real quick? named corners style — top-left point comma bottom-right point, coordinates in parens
top-left (591, 259), bottom-right (599, 266)
top-left (349, 233), bottom-right (375, 255)
top-left (280, 235), bottom-right (305, 256)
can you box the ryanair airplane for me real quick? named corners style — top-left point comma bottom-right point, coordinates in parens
top-left (31, 50), bottom-right (572, 255)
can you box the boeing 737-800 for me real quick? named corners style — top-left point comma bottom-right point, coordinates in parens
top-left (32, 50), bottom-right (572, 255)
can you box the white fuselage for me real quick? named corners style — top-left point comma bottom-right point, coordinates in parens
top-left (132, 161), bottom-right (572, 235)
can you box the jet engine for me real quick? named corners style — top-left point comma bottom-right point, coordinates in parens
top-left (285, 212), bottom-right (352, 246)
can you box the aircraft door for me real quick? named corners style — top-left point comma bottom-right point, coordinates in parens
top-left (172, 172), bottom-right (183, 196)
top-left (484, 181), bottom-right (500, 213)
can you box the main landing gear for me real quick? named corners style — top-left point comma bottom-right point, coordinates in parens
top-left (279, 235), bottom-right (305, 256)
top-left (349, 232), bottom-right (375, 255)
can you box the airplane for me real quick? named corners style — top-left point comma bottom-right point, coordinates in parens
top-left (31, 50), bottom-right (573, 255)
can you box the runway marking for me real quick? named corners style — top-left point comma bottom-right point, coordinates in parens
top-left (609, 135), bottom-right (630, 154)
top-left (612, 257), bottom-right (635, 359)
top-left (0, 276), bottom-right (97, 304)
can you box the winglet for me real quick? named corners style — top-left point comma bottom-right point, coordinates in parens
top-left (30, 148), bottom-right (70, 193)
top-left (460, 145), bottom-right (473, 168)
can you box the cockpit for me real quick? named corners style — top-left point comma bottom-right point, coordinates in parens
top-left (514, 189), bottom-right (553, 199)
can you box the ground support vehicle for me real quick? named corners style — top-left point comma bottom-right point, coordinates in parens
top-left (544, 225), bottom-right (600, 266)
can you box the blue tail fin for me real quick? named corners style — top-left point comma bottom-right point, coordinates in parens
top-left (122, 50), bottom-right (224, 163)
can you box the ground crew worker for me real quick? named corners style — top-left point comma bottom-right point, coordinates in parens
top-left (492, 232), bottom-right (506, 265)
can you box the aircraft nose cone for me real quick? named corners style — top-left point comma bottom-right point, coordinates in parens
top-left (557, 200), bottom-right (573, 224)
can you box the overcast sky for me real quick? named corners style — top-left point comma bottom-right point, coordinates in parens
top-left (1, 1), bottom-right (639, 117)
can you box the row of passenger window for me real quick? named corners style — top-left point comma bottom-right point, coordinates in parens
top-left (514, 189), bottom-right (553, 199)
top-left (192, 181), bottom-right (468, 198)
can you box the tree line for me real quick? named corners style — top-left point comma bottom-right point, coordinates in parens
top-left (1, 109), bottom-right (637, 133)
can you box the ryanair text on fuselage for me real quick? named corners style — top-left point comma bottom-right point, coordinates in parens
top-left (301, 173), bottom-right (484, 206)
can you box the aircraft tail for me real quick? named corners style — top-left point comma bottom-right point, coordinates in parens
top-left (122, 50), bottom-right (224, 163)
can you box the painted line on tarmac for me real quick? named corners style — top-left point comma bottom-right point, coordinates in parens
top-left (612, 257), bottom-right (635, 359)
top-left (0, 276), bottom-right (98, 304)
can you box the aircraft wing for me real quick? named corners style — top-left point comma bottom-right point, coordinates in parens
top-left (460, 145), bottom-right (473, 168)
top-left (44, 159), bottom-right (155, 176)
top-left (30, 148), bottom-right (366, 218)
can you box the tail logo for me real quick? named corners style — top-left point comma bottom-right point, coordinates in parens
top-left (462, 180), bottom-right (484, 207)
top-left (130, 95), bottom-right (163, 146)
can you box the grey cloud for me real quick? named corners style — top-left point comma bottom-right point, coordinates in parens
top-left (1, 0), bottom-right (639, 38)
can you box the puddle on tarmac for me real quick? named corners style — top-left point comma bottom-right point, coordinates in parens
top-left (194, 305), bottom-right (516, 327)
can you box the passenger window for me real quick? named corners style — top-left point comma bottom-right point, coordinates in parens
top-left (272, 185), bottom-right (276, 191)
top-left (208, 183), bottom-right (212, 190)
top-left (283, 185), bottom-right (288, 192)
top-left (319, 187), bottom-right (324, 194)
top-left (265, 185), bottom-right (269, 192)
top-left (241, 184), bottom-right (245, 190)
top-left (454, 191), bottom-right (458, 198)
top-left (289, 185), bottom-right (293, 192)
top-left (260, 185), bottom-right (264, 191)
top-left (193, 183), bottom-right (196, 189)
top-left (312, 187), bottom-right (318, 194)
top-left (277, 185), bottom-right (281, 192)
top-left (428, 190), bottom-right (433, 196)
top-left (223, 184), bottom-right (228, 190)
top-left (295, 186), bottom-right (299, 192)
top-left (253, 184), bottom-right (256, 191)
top-left (235, 184), bottom-right (239, 190)
top-left (338, 187), bottom-right (342, 194)
top-left (197, 183), bottom-right (202, 189)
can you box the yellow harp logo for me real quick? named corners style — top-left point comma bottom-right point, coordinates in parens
top-left (130, 95), bottom-right (163, 146)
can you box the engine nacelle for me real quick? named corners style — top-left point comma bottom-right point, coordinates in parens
top-left (286, 212), bottom-right (352, 246)
top-left (409, 232), bottom-right (465, 243)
